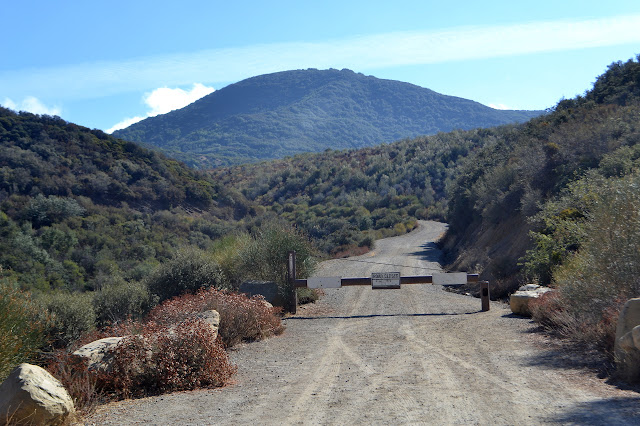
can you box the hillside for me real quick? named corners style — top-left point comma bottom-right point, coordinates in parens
top-left (211, 126), bottom-right (510, 254)
top-left (0, 108), bottom-right (250, 291)
top-left (114, 68), bottom-right (542, 168)
top-left (444, 56), bottom-right (640, 294)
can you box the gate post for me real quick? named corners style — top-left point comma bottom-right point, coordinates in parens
top-left (480, 281), bottom-right (490, 312)
top-left (287, 251), bottom-right (298, 314)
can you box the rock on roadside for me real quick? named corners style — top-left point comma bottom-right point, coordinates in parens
top-left (194, 309), bottom-right (220, 341)
top-left (73, 336), bottom-right (126, 372)
top-left (0, 363), bottom-right (75, 425)
top-left (614, 298), bottom-right (640, 382)
top-left (510, 284), bottom-right (554, 316)
top-left (74, 310), bottom-right (221, 372)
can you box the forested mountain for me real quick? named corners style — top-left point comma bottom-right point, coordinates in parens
top-left (114, 68), bottom-right (542, 168)
top-left (0, 108), bottom-right (250, 291)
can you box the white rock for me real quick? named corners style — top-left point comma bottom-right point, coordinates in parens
top-left (0, 363), bottom-right (75, 425)
top-left (195, 310), bottom-right (220, 340)
top-left (615, 299), bottom-right (640, 347)
top-left (509, 285), bottom-right (553, 316)
top-left (73, 336), bottom-right (126, 372)
top-left (614, 299), bottom-right (640, 381)
top-left (618, 325), bottom-right (640, 352)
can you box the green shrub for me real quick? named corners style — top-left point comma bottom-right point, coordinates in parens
top-left (23, 194), bottom-right (86, 227)
top-left (535, 174), bottom-right (640, 357)
top-left (93, 279), bottom-right (152, 326)
top-left (144, 246), bottom-right (227, 303)
top-left (238, 221), bottom-right (317, 296)
top-left (0, 276), bottom-right (48, 381)
top-left (296, 287), bottom-right (320, 305)
top-left (210, 233), bottom-right (251, 289)
top-left (39, 291), bottom-right (96, 348)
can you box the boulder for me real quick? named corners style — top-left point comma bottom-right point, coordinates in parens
top-left (73, 336), bottom-right (126, 372)
top-left (615, 298), bottom-right (640, 345)
top-left (617, 325), bottom-right (640, 352)
top-left (74, 310), bottom-right (221, 372)
top-left (0, 363), bottom-right (75, 425)
top-left (194, 310), bottom-right (220, 340)
top-left (614, 298), bottom-right (640, 381)
top-left (509, 284), bottom-right (553, 316)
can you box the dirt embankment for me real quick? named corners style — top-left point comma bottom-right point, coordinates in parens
top-left (85, 221), bottom-right (640, 425)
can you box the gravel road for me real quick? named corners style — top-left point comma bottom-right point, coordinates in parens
top-left (85, 221), bottom-right (640, 425)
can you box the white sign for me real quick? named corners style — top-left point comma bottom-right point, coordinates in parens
top-left (372, 272), bottom-right (401, 289)
top-left (432, 272), bottom-right (468, 285)
top-left (307, 277), bottom-right (342, 289)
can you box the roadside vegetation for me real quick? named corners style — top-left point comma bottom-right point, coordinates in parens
top-left (445, 55), bottom-right (640, 363)
top-left (2, 54), bottom-right (640, 403)
top-left (1, 221), bottom-right (312, 411)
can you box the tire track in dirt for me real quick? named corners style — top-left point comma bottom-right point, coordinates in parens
top-left (84, 221), bottom-right (640, 425)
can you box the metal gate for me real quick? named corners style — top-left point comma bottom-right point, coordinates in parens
top-left (286, 251), bottom-right (490, 314)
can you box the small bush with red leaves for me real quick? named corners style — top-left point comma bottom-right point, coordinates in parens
top-left (98, 318), bottom-right (236, 398)
top-left (47, 349), bottom-right (102, 412)
top-left (147, 287), bottom-right (284, 348)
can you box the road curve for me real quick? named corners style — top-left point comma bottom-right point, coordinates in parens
top-left (85, 221), bottom-right (640, 425)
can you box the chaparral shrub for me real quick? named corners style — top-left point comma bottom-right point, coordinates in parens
top-left (237, 220), bottom-right (317, 299)
top-left (98, 318), bottom-right (236, 398)
top-left (144, 246), bottom-right (227, 304)
top-left (147, 287), bottom-right (284, 348)
top-left (93, 279), bottom-right (152, 327)
top-left (46, 349), bottom-right (102, 413)
top-left (38, 290), bottom-right (96, 348)
top-left (532, 173), bottom-right (640, 358)
top-left (0, 275), bottom-right (48, 381)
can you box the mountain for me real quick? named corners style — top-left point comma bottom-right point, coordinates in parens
top-left (0, 107), bottom-right (250, 291)
top-left (114, 68), bottom-right (543, 168)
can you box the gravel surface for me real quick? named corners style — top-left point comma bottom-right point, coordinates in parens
top-left (84, 221), bottom-right (640, 425)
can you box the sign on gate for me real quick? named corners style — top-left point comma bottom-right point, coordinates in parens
top-left (371, 272), bottom-right (401, 289)
top-left (307, 277), bottom-right (342, 289)
top-left (432, 272), bottom-right (468, 285)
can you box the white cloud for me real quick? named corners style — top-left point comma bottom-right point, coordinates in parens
top-left (2, 14), bottom-right (640, 101)
top-left (2, 96), bottom-right (61, 115)
top-left (106, 115), bottom-right (147, 133)
top-left (144, 83), bottom-right (215, 116)
top-left (488, 103), bottom-right (512, 110)
top-left (106, 83), bottom-right (214, 133)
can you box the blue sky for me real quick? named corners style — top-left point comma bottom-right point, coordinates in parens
top-left (2, 0), bottom-right (640, 133)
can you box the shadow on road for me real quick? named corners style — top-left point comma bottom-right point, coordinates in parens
top-left (409, 242), bottom-right (443, 263)
top-left (546, 397), bottom-right (640, 424)
top-left (521, 331), bottom-right (640, 394)
top-left (287, 311), bottom-right (482, 320)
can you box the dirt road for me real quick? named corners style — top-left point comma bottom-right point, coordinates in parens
top-left (86, 221), bottom-right (640, 425)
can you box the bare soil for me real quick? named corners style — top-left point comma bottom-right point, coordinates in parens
top-left (84, 221), bottom-right (640, 425)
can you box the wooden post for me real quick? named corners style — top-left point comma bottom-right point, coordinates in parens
top-left (287, 251), bottom-right (298, 314)
top-left (480, 281), bottom-right (490, 312)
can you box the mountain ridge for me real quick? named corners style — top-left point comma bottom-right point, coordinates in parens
top-left (114, 68), bottom-right (543, 168)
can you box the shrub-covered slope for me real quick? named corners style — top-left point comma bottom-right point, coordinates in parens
top-left (211, 127), bottom-right (506, 253)
top-left (443, 55), bottom-right (640, 298)
top-left (114, 68), bottom-right (542, 168)
top-left (0, 108), bottom-right (249, 291)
